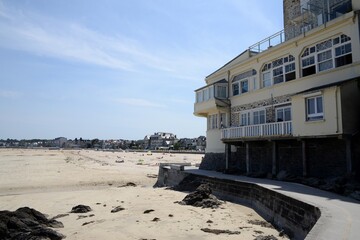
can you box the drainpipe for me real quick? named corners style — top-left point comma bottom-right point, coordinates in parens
top-left (227, 70), bottom-right (231, 127)
top-left (225, 70), bottom-right (231, 171)
top-left (335, 87), bottom-right (339, 133)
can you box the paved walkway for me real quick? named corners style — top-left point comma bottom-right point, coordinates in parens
top-left (185, 169), bottom-right (360, 240)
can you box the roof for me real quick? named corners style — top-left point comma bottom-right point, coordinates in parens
top-left (295, 77), bottom-right (359, 95)
top-left (194, 79), bottom-right (227, 92)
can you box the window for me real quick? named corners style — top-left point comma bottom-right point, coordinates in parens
top-left (203, 88), bottom-right (209, 101)
top-left (276, 106), bottom-right (292, 122)
top-left (306, 96), bottom-right (323, 121)
top-left (216, 85), bottom-right (227, 98)
top-left (262, 55), bottom-right (296, 88)
top-left (209, 86), bottom-right (214, 99)
top-left (232, 83), bottom-right (239, 96)
top-left (232, 70), bottom-right (256, 96)
top-left (220, 113), bottom-right (227, 128)
top-left (240, 80), bottom-right (248, 93)
top-left (253, 110), bottom-right (265, 125)
top-left (240, 112), bottom-right (250, 126)
top-left (196, 91), bottom-right (203, 103)
top-left (240, 109), bottom-right (266, 126)
top-left (301, 34), bottom-right (352, 77)
top-left (208, 114), bottom-right (218, 129)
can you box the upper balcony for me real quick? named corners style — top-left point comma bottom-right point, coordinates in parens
top-left (249, 0), bottom-right (352, 54)
top-left (194, 79), bottom-right (229, 117)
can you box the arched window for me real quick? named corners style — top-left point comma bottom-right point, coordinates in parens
top-left (301, 34), bottom-right (352, 77)
top-left (261, 55), bottom-right (296, 88)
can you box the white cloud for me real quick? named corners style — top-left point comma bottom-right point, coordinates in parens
top-left (114, 98), bottom-right (167, 108)
top-left (0, 4), bottom-right (176, 72)
top-left (0, 90), bottom-right (22, 99)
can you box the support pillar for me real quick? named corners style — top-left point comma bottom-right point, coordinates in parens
top-left (302, 140), bottom-right (307, 177)
top-left (346, 138), bottom-right (352, 174)
top-left (246, 143), bottom-right (250, 174)
top-left (272, 141), bottom-right (277, 176)
top-left (225, 143), bottom-right (231, 170)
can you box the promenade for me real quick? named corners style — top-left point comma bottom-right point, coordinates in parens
top-left (186, 169), bottom-right (360, 240)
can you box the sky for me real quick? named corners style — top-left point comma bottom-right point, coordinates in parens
top-left (0, 0), bottom-right (283, 140)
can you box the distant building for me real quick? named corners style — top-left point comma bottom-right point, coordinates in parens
top-left (144, 132), bottom-right (178, 150)
top-left (176, 136), bottom-right (206, 151)
top-left (53, 137), bottom-right (67, 148)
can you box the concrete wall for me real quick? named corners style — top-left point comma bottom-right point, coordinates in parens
top-left (156, 168), bottom-right (321, 240)
top-left (205, 129), bottom-right (225, 153)
top-left (292, 86), bottom-right (342, 136)
top-left (340, 79), bottom-right (360, 134)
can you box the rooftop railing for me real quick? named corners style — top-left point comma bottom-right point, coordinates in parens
top-left (248, 0), bottom-right (352, 54)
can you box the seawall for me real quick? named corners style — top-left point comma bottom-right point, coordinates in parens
top-left (156, 165), bottom-right (321, 240)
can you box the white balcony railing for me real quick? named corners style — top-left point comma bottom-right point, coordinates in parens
top-left (221, 121), bottom-right (292, 139)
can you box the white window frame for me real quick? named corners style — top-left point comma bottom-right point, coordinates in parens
top-left (216, 85), bottom-right (227, 99)
top-left (240, 112), bottom-right (251, 126)
top-left (261, 55), bottom-right (296, 88)
top-left (232, 82), bottom-right (239, 96)
top-left (239, 108), bottom-right (266, 126)
top-left (208, 114), bottom-right (219, 129)
top-left (301, 34), bottom-right (352, 77)
top-left (306, 96), bottom-right (324, 121)
top-left (276, 106), bottom-right (292, 122)
top-left (220, 113), bottom-right (227, 128)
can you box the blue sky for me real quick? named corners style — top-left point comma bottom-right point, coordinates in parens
top-left (0, 0), bottom-right (283, 140)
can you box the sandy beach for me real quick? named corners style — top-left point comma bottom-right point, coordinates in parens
top-left (0, 148), bottom-right (287, 239)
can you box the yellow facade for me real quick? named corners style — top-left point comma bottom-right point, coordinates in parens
top-left (194, 1), bottom-right (360, 153)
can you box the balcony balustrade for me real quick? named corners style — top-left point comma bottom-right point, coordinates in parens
top-left (221, 121), bottom-right (292, 140)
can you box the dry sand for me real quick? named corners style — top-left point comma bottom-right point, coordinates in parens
top-left (0, 148), bottom-right (288, 240)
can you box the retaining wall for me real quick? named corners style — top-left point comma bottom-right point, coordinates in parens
top-left (156, 166), bottom-right (320, 240)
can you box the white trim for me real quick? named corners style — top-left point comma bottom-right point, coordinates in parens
top-left (302, 91), bottom-right (322, 98)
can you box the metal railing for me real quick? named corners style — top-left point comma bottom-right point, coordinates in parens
top-left (249, 30), bottom-right (286, 53)
top-left (249, 0), bottom-right (352, 54)
top-left (221, 121), bottom-right (292, 139)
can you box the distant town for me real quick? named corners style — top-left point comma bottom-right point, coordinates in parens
top-left (0, 132), bottom-right (206, 151)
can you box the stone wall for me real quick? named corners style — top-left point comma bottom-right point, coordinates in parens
top-left (199, 176), bottom-right (321, 240)
top-left (203, 137), bottom-right (354, 178)
top-left (307, 138), bottom-right (347, 178)
top-left (199, 152), bottom-right (225, 171)
top-left (278, 140), bottom-right (303, 176)
top-left (231, 95), bottom-right (291, 126)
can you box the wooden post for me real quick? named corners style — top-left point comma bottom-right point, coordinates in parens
top-left (346, 138), bottom-right (352, 174)
top-left (246, 142), bottom-right (250, 174)
top-left (225, 144), bottom-right (231, 170)
top-left (272, 141), bottom-right (277, 176)
top-left (302, 140), bottom-right (307, 177)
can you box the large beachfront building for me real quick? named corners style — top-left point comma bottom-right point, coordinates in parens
top-left (194, 0), bottom-right (360, 178)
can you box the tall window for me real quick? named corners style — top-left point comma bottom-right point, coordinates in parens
top-left (253, 110), bottom-right (266, 125)
top-left (240, 112), bottom-right (251, 126)
top-left (261, 55), bottom-right (296, 88)
top-left (306, 96), bottom-right (323, 121)
top-left (220, 113), bottom-right (227, 128)
top-left (276, 106), bottom-right (292, 122)
top-left (216, 85), bottom-right (227, 98)
top-left (240, 109), bottom-right (265, 126)
top-left (301, 34), bottom-right (352, 77)
top-left (208, 114), bottom-right (218, 129)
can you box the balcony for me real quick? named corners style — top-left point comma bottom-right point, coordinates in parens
top-left (221, 121), bottom-right (292, 140)
top-left (194, 80), bottom-right (229, 116)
